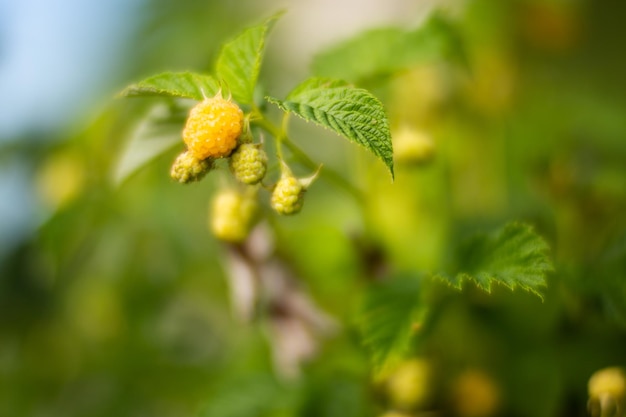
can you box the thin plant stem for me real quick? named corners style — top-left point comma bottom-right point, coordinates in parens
top-left (251, 112), bottom-right (365, 205)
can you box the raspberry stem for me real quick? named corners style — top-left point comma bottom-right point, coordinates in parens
top-left (251, 111), bottom-right (364, 204)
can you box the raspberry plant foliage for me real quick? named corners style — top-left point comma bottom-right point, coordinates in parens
top-left (116, 10), bottom-right (555, 383)
top-left (118, 12), bottom-right (395, 184)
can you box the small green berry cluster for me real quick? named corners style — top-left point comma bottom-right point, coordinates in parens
top-left (169, 94), bottom-right (320, 243)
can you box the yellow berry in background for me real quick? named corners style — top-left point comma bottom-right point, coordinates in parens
top-left (210, 187), bottom-right (258, 243)
top-left (182, 94), bottom-right (244, 160)
top-left (36, 150), bottom-right (85, 211)
top-left (386, 358), bottom-right (432, 410)
top-left (392, 126), bottom-right (435, 166)
top-left (450, 369), bottom-right (500, 417)
top-left (588, 367), bottom-right (626, 417)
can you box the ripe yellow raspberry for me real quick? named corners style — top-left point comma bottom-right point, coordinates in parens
top-left (210, 188), bottom-right (258, 242)
top-left (182, 95), bottom-right (244, 160)
top-left (229, 143), bottom-right (268, 185)
top-left (271, 176), bottom-right (304, 215)
top-left (170, 151), bottom-right (213, 183)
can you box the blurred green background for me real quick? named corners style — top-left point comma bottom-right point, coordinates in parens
top-left (1, 0), bottom-right (625, 416)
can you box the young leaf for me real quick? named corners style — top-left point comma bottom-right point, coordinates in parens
top-left (434, 223), bottom-right (553, 299)
top-left (119, 72), bottom-right (220, 100)
top-left (112, 103), bottom-right (187, 185)
top-left (216, 12), bottom-right (283, 104)
top-left (356, 276), bottom-right (423, 373)
top-left (312, 14), bottom-right (467, 82)
top-left (267, 77), bottom-right (394, 178)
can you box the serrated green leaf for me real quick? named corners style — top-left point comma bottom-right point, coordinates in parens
top-left (112, 103), bottom-right (187, 185)
top-left (267, 77), bottom-right (394, 178)
top-left (216, 12), bottom-right (283, 104)
top-left (312, 14), bottom-right (467, 82)
top-left (435, 223), bottom-right (553, 299)
top-left (356, 276), bottom-right (423, 373)
top-left (119, 72), bottom-right (220, 100)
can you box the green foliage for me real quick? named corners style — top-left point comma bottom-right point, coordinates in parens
top-left (118, 15), bottom-right (394, 180)
top-left (356, 275), bottom-right (423, 373)
top-left (113, 103), bottom-right (187, 184)
top-left (267, 78), bottom-right (394, 178)
top-left (216, 13), bottom-right (282, 104)
top-left (120, 72), bottom-right (220, 100)
top-left (199, 375), bottom-right (292, 417)
top-left (7, 2), bottom-right (626, 417)
top-left (583, 233), bottom-right (626, 326)
top-left (435, 223), bottom-right (553, 299)
top-left (312, 13), bottom-right (466, 83)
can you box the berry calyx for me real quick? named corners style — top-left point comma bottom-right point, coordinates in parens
top-left (170, 151), bottom-right (213, 183)
top-left (182, 93), bottom-right (244, 160)
top-left (229, 143), bottom-right (268, 185)
top-left (210, 187), bottom-right (258, 243)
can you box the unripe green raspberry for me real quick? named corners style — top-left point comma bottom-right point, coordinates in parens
top-left (170, 151), bottom-right (213, 183)
top-left (210, 188), bottom-right (258, 242)
top-left (182, 94), bottom-right (243, 160)
top-left (229, 143), bottom-right (268, 185)
top-left (271, 176), bottom-right (304, 215)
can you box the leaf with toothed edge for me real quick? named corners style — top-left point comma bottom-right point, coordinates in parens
top-left (434, 222), bottom-right (553, 300)
top-left (119, 72), bottom-right (220, 100)
top-left (266, 77), bottom-right (394, 178)
top-left (216, 12), bottom-right (283, 104)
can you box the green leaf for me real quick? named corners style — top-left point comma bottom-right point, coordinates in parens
top-left (435, 223), bottom-right (553, 299)
top-left (579, 233), bottom-right (626, 327)
top-left (119, 72), bottom-right (220, 100)
top-left (199, 374), bottom-right (290, 417)
top-left (216, 12), bottom-right (283, 104)
top-left (356, 276), bottom-right (424, 373)
top-left (112, 103), bottom-right (187, 185)
top-left (312, 14), bottom-right (467, 82)
top-left (267, 77), bottom-right (394, 178)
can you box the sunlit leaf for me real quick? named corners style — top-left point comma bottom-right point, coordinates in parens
top-left (267, 77), bottom-right (394, 178)
top-left (216, 12), bottom-right (283, 104)
top-left (112, 103), bottom-right (187, 185)
top-left (119, 72), bottom-right (220, 100)
top-left (434, 223), bottom-right (553, 299)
